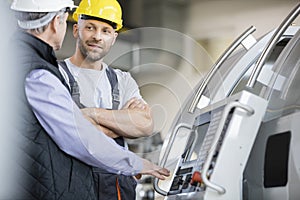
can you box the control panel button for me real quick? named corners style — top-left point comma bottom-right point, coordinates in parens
top-left (190, 171), bottom-right (202, 186)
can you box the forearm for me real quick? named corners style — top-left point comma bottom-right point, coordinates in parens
top-left (82, 111), bottom-right (120, 138)
top-left (84, 107), bottom-right (154, 138)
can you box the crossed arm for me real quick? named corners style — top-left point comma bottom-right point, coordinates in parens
top-left (81, 97), bottom-right (154, 139)
top-left (26, 69), bottom-right (169, 179)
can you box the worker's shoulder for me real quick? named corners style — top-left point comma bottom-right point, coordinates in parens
top-left (111, 67), bottom-right (134, 79)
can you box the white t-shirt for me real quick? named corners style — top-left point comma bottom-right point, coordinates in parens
top-left (60, 58), bottom-right (143, 109)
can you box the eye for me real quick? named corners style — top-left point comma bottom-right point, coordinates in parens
top-left (86, 25), bottom-right (94, 31)
top-left (103, 28), bottom-right (113, 34)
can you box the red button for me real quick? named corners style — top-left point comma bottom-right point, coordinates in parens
top-left (190, 171), bottom-right (202, 185)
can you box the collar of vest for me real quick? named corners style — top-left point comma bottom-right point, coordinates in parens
top-left (16, 31), bottom-right (58, 67)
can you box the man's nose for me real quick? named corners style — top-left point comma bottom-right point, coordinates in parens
top-left (93, 30), bottom-right (103, 41)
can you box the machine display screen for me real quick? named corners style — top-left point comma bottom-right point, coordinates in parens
top-left (181, 106), bottom-right (228, 164)
top-left (181, 110), bottom-right (212, 163)
top-left (183, 122), bottom-right (210, 162)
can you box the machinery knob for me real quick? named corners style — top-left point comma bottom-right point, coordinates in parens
top-left (190, 171), bottom-right (202, 186)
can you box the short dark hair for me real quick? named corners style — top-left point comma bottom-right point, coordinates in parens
top-left (80, 14), bottom-right (117, 29)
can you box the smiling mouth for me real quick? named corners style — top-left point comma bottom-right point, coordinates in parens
top-left (87, 46), bottom-right (104, 53)
top-left (88, 43), bottom-right (102, 48)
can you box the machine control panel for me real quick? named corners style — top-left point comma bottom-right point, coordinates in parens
top-left (164, 91), bottom-right (268, 199)
top-left (167, 105), bottom-right (231, 195)
top-left (169, 167), bottom-right (194, 192)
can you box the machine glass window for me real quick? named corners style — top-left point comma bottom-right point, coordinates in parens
top-left (264, 34), bottom-right (300, 121)
top-left (230, 38), bottom-right (291, 97)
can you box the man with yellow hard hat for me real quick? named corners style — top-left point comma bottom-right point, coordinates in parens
top-left (59, 0), bottom-right (162, 199)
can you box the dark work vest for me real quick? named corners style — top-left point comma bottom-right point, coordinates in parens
top-left (14, 32), bottom-right (96, 200)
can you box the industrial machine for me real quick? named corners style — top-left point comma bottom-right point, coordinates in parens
top-left (154, 3), bottom-right (300, 200)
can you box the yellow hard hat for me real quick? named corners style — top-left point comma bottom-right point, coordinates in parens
top-left (73, 0), bottom-right (123, 31)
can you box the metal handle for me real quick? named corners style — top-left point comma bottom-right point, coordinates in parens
top-left (188, 26), bottom-right (256, 113)
top-left (201, 101), bottom-right (254, 194)
top-left (160, 123), bottom-right (192, 167)
top-left (246, 3), bottom-right (300, 88)
top-left (153, 177), bottom-right (168, 196)
top-left (153, 123), bottom-right (192, 196)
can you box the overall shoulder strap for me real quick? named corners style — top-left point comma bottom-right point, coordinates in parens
top-left (105, 66), bottom-right (125, 147)
top-left (105, 66), bottom-right (120, 110)
top-left (58, 60), bottom-right (86, 109)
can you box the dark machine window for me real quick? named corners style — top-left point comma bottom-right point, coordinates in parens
top-left (264, 131), bottom-right (291, 188)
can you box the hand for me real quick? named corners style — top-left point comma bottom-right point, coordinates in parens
top-left (96, 124), bottom-right (119, 138)
top-left (81, 109), bottom-right (119, 138)
top-left (122, 97), bottom-right (147, 110)
top-left (81, 107), bottom-right (94, 118)
top-left (140, 159), bottom-right (170, 180)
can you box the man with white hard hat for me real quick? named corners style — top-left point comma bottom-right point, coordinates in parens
top-left (11, 0), bottom-right (169, 199)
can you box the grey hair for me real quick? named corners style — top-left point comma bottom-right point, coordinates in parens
top-left (15, 9), bottom-right (66, 34)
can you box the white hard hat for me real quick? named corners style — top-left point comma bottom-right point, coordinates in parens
top-left (11, 0), bottom-right (76, 13)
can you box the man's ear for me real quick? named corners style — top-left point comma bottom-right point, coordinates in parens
top-left (111, 32), bottom-right (118, 46)
top-left (73, 23), bottom-right (79, 39)
top-left (51, 15), bottom-right (61, 34)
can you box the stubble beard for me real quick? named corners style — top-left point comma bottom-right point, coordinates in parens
top-left (78, 38), bottom-right (107, 62)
